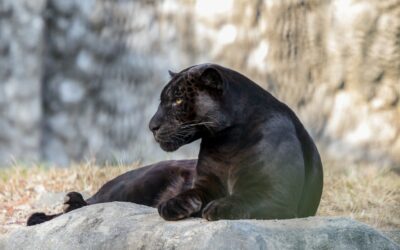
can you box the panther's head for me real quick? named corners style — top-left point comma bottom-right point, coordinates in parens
top-left (149, 64), bottom-right (230, 152)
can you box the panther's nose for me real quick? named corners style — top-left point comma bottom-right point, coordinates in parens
top-left (149, 118), bottom-right (161, 134)
top-left (149, 123), bottom-right (160, 133)
top-left (149, 106), bottom-right (164, 134)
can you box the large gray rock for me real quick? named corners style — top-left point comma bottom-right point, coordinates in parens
top-left (1, 202), bottom-right (398, 250)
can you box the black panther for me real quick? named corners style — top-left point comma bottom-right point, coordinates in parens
top-left (27, 63), bottom-right (323, 225)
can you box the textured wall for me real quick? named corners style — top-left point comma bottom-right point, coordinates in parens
top-left (0, 0), bottom-right (45, 164)
top-left (189, 0), bottom-right (400, 165)
top-left (41, 0), bottom-right (200, 165)
top-left (263, 0), bottom-right (400, 165)
top-left (0, 0), bottom-right (399, 166)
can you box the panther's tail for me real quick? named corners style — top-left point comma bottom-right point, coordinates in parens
top-left (27, 192), bottom-right (88, 226)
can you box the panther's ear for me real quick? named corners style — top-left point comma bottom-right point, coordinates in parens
top-left (200, 67), bottom-right (223, 91)
top-left (168, 70), bottom-right (178, 78)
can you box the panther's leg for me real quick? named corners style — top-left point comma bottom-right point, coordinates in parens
top-left (63, 192), bottom-right (88, 213)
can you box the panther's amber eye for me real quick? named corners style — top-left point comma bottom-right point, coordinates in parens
top-left (173, 98), bottom-right (183, 106)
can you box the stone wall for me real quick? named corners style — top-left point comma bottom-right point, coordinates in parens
top-left (0, 0), bottom-right (45, 164)
top-left (41, 0), bottom-right (199, 165)
top-left (191, 0), bottom-right (400, 165)
top-left (0, 0), bottom-right (399, 166)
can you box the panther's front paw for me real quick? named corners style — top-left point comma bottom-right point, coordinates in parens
top-left (202, 199), bottom-right (243, 221)
top-left (158, 195), bottom-right (202, 221)
top-left (202, 200), bottom-right (224, 221)
top-left (63, 192), bottom-right (87, 213)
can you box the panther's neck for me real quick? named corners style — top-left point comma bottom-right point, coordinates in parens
top-left (199, 115), bottom-right (264, 160)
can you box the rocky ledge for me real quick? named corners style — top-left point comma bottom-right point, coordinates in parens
top-left (0, 202), bottom-right (398, 250)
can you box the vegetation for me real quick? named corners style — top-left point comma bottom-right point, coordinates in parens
top-left (1, 161), bottom-right (399, 234)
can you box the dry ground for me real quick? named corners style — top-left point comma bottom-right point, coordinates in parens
top-left (0, 161), bottom-right (399, 234)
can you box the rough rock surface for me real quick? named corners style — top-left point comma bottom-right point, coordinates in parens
top-left (0, 202), bottom-right (398, 250)
top-left (0, 0), bottom-right (399, 166)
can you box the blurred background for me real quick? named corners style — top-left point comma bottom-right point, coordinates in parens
top-left (0, 0), bottom-right (399, 168)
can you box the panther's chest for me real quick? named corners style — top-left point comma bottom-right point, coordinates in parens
top-left (216, 163), bottom-right (236, 196)
top-left (227, 167), bottom-right (235, 195)
top-left (197, 156), bottom-right (242, 196)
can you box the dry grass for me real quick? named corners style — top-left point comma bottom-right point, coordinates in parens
top-left (318, 161), bottom-right (400, 230)
top-left (0, 161), bottom-right (399, 234)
